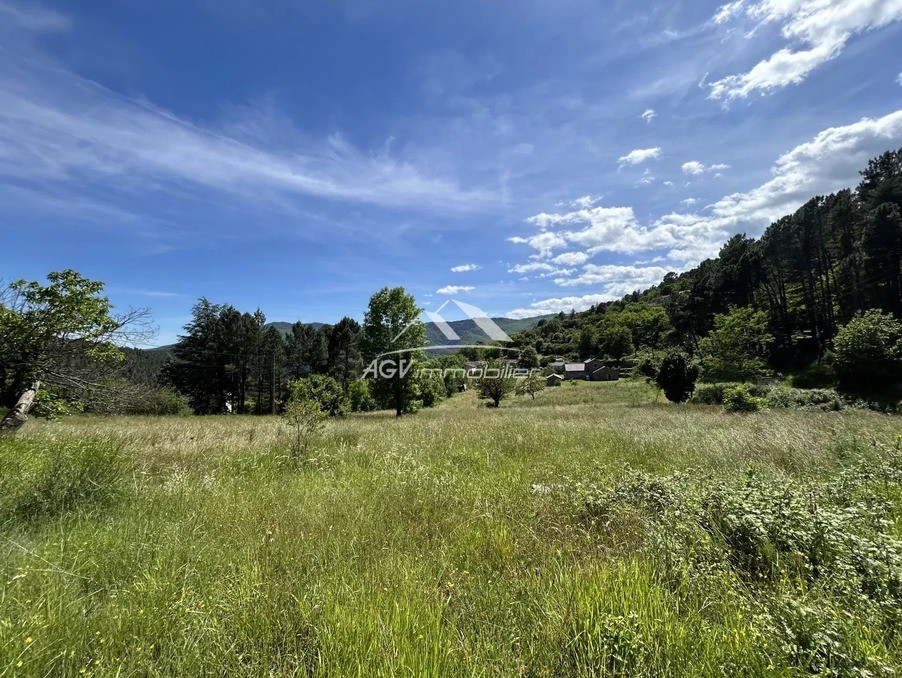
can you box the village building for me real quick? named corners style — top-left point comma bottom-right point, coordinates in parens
top-left (546, 373), bottom-right (564, 387)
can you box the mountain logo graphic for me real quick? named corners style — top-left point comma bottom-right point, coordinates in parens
top-left (392, 299), bottom-right (512, 345)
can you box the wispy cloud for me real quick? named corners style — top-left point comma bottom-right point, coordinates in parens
top-left (709, 0), bottom-right (902, 100)
top-left (450, 263), bottom-right (481, 272)
top-left (641, 108), bottom-right (657, 123)
top-left (0, 55), bottom-right (490, 221)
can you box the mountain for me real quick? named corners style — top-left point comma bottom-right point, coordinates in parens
top-left (422, 315), bottom-right (554, 346)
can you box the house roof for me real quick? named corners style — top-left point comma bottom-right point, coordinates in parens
top-left (550, 361), bottom-right (565, 366)
top-left (564, 363), bottom-right (585, 372)
top-left (547, 373), bottom-right (564, 380)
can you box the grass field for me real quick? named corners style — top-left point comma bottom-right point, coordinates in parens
top-left (2, 381), bottom-right (901, 676)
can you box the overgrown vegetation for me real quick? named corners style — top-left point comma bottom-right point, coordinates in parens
top-left (1, 383), bottom-right (900, 675)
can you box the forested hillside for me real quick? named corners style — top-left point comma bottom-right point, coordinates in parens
top-left (510, 148), bottom-right (902, 378)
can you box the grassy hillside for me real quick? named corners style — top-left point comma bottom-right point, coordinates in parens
top-left (2, 384), bottom-right (900, 675)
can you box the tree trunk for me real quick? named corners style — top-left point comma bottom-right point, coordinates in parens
top-left (0, 380), bottom-right (41, 435)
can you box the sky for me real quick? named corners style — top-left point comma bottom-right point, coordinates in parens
top-left (1, 0), bottom-right (901, 345)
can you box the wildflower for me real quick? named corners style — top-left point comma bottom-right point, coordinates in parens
top-left (25, 636), bottom-right (33, 644)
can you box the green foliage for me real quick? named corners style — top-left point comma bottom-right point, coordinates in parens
top-left (516, 372), bottom-right (545, 400)
top-left (693, 382), bottom-right (767, 405)
top-left (475, 359), bottom-right (517, 407)
top-left (765, 385), bottom-right (845, 411)
top-left (597, 322), bottom-right (634, 360)
top-left (346, 379), bottom-right (375, 413)
top-left (698, 306), bottom-right (772, 382)
top-left (0, 270), bottom-right (132, 413)
top-left (833, 309), bottom-right (902, 390)
top-left (415, 370), bottom-right (446, 409)
top-left (282, 397), bottom-right (327, 463)
top-left (654, 353), bottom-right (699, 403)
top-left (0, 438), bottom-right (126, 522)
top-left (722, 384), bottom-right (767, 413)
top-left (31, 388), bottom-right (77, 419)
top-left (582, 446), bottom-right (902, 676)
top-left (517, 345), bottom-right (539, 369)
top-left (361, 287), bottom-right (425, 416)
top-left (289, 375), bottom-right (347, 416)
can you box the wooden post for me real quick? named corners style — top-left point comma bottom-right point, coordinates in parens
top-left (0, 380), bottom-right (40, 435)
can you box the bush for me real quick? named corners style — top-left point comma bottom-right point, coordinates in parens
top-left (347, 379), bottom-right (375, 413)
top-left (654, 353), bottom-right (699, 403)
top-left (126, 387), bottom-right (192, 416)
top-left (765, 385), bottom-right (845, 411)
top-left (833, 309), bottom-right (902, 391)
top-left (722, 384), bottom-right (767, 413)
top-left (694, 382), bottom-right (768, 406)
top-left (0, 438), bottom-right (127, 522)
top-left (579, 447), bottom-right (902, 676)
top-left (288, 375), bottom-right (347, 416)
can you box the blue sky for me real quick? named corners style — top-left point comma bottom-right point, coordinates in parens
top-left (1, 0), bottom-right (901, 345)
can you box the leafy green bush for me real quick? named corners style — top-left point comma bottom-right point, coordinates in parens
top-left (722, 384), bottom-right (767, 413)
top-left (580, 446), bottom-right (902, 677)
top-left (127, 386), bottom-right (192, 415)
top-left (654, 353), bottom-right (699, 403)
top-left (694, 382), bottom-right (767, 406)
top-left (834, 309), bottom-right (902, 391)
top-left (765, 385), bottom-right (845, 411)
top-left (0, 438), bottom-right (127, 522)
top-left (288, 375), bottom-right (347, 416)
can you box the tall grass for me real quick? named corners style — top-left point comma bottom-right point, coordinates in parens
top-left (1, 382), bottom-right (899, 675)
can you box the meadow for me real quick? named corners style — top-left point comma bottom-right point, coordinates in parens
top-left (1, 381), bottom-right (900, 676)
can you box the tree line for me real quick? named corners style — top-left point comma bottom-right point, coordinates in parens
top-left (509, 148), bottom-right (902, 393)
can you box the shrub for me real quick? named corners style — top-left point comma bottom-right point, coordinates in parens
top-left (347, 379), bottom-right (375, 413)
top-left (722, 384), bottom-right (767, 413)
top-left (288, 375), bottom-right (347, 416)
top-left (282, 398), bottom-right (327, 463)
top-left (833, 309), bottom-right (902, 391)
top-left (0, 438), bottom-right (127, 522)
top-left (654, 353), bottom-right (699, 403)
top-left (127, 386), bottom-right (192, 416)
top-left (579, 447), bottom-right (902, 677)
top-left (765, 385), bottom-right (845, 411)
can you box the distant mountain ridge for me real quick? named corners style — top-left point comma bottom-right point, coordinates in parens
top-left (146, 315), bottom-right (551, 351)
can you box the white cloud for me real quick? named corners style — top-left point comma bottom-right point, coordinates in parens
top-left (551, 251), bottom-right (591, 266)
top-left (509, 110), bottom-right (902, 268)
top-left (552, 265), bottom-right (672, 298)
top-left (507, 231), bottom-right (568, 257)
top-left (506, 294), bottom-right (613, 319)
top-left (572, 194), bottom-right (603, 208)
top-left (638, 169), bottom-right (655, 185)
top-left (618, 147), bottom-right (662, 166)
top-left (713, 0), bottom-right (746, 25)
top-left (709, 0), bottom-right (902, 100)
top-left (436, 285), bottom-right (475, 295)
top-left (0, 51), bottom-right (488, 215)
top-left (641, 108), bottom-right (657, 123)
top-left (681, 197), bottom-right (699, 205)
top-left (682, 161), bottom-right (706, 175)
top-left (682, 161), bottom-right (730, 175)
top-left (897, 71), bottom-right (902, 86)
top-left (450, 263), bottom-right (481, 272)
